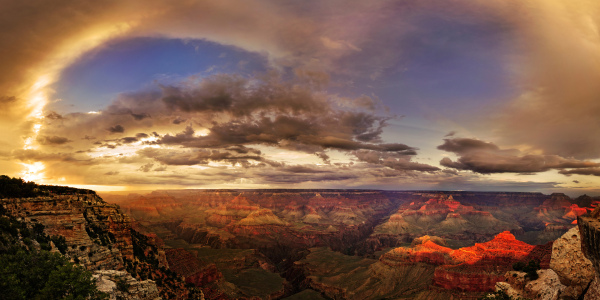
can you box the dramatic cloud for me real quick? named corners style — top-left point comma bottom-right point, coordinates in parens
top-left (560, 168), bottom-right (600, 177)
top-left (107, 125), bottom-right (125, 133)
top-left (36, 136), bottom-right (71, 145)
top-left (354, 150), bottom-right (439, 173)
top-left (2, 0), bottom-right (600, 192)
top-left (438, 138), bottom-right (600, 174)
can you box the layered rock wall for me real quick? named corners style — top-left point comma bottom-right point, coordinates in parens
top-left (0, 194), bottom-right (132, 270)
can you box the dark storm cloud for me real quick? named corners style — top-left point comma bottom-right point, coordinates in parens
top-left (33, 70), bottom-right (444, 178)
top-left (137, 147), bottom-right (264, 166)
top-left (444, 131), bottom-right (456, 137)
top-left (45, 112), bottom-right (64, 120)
top-left (560, 168), bottom-right (600, 177)
top-left (226, 145), bottom-right (261, 154)
top-left (138, 163), bottom-right (154, 172)
top-left (36, 135), bottom-right (72, 145)
top-left (50, 72), bottom-right (422, 167)
top-left (154, 121), bottom-right (417, 155)
top-left (119, 137), bottom-right (138, 144)
top-left (131, 112), bottom-right (150, 120)
top-left (437, 138), bottom-right (500, 153)
top-left (159, 74), bottom-right (329, 116)
top-left (107, 124), bottom-right (125, 133)
top-left (315, 152), bottom-right (330, 164)
top-left (438, 138), bottom-right (600, 174)
top-left (254, 166), bottom-right (359, 184)
top-left (283, 165), bottom-right (328, 173)
top-left (353, 150), bottom-right (439, 172)
top-left (172, 116), bottom-right (186, 124)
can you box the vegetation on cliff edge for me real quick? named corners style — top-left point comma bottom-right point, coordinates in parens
top-left (0, 175), bottom-right (95, 199)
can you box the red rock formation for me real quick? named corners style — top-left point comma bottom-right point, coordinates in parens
top-left (380, 231), bottom-right (553, 292)
top-left (534, 193), bottom-right (591, 226)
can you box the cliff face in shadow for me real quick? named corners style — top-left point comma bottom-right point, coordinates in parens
top-left (578, 207), bottom-right (600, 300)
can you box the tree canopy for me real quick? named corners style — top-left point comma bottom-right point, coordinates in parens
top-left (0, 250), bottom-right (107, 300)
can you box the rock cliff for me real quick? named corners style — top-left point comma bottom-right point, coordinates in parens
top-left (578, 206), bottom-right (600, 300)
top-left (1, 193), bottom-right (131, 270)
top-left (490, 225), bottom-right (600, 300)
top-left (0, 191), bottom-right (201, 299)
top-left (380, 231), bottom-right (552, 293)
top-left (549, 227), bottom-right (594, 298)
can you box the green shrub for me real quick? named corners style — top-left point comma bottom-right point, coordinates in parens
top-left (512, 259), bottom-right (540, 280)
top-left (0, 250), bottom-right (107, 300)
top-left (116, 278), bottom-right (130, 293)
top-left (512, 261), bottom-right (525, 271)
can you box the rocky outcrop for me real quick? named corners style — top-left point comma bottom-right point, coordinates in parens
top-left (549, 227), bottom-right (594, 298)
top-left (579, 207), bottom-right (600, 272)
top-left (493, 227), bottom-right (595, 299)
top-left (380, 231), bottom-right (553, 293)
top-left (496, 270), bottom-right (566, 300)
top-left (93, 270), bottom-right (163, 300)
top-left (524, 270), bottom-right (566, 300)
top-left (577, 206), bottom-right (600, 300)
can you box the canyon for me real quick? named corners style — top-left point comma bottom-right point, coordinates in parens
top-left (96, 189), bottom-right (597, 299)
top-left (1, 179), bottom-right (598, 299)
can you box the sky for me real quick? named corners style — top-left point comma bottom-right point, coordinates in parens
top-left (1, 0), bottom-right (600, 195)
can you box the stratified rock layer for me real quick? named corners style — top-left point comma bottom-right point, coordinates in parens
top-left (381, 231), bottom-right (552, 292)
top-left (0, 192), bottom-right (201, 300)
top-left (0, 194), bottom-right (132, 270)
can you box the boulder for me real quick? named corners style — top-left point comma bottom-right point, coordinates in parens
top-left (523, 269), bottom-right (565, 300)
top-left (549, 227), bottom-right (594, 287)
top-left (93, 270), bottom-right (161, 300)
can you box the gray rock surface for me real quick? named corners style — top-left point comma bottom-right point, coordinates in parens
top-left (93, 270), bottom-right (161, 300)
top-left (496, 270), bottom-right (566, 300)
